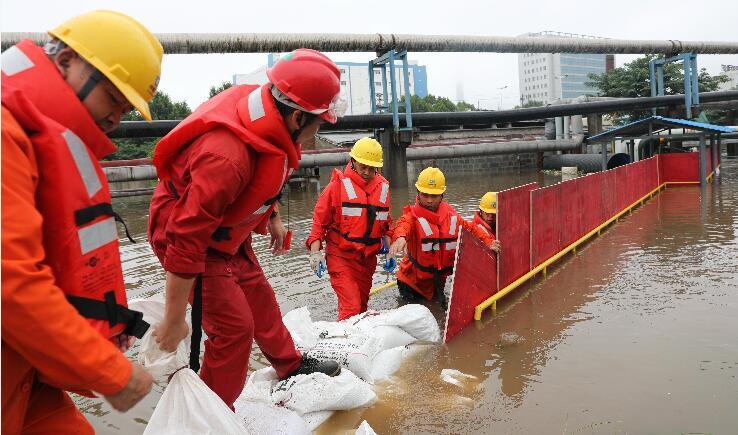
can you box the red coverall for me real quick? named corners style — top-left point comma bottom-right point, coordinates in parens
top-left (148, 127), bottom-right (301, 409)
top-left (306, 164), bottom-right (392, 320)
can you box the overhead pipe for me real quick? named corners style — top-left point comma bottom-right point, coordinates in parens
top-left (298, 136), bottom-right (585, 168)
top-left (5, 32), bottom-right (738, 54)
top-left (108, 91), bottom-right (738, 138)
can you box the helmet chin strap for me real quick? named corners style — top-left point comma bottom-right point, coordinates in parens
top-left (76, 68), bottom-right (104, 102)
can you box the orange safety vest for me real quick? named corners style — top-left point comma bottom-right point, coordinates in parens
top-left (472, 211), bottom-right (495, 238)
top-left (405, 202), bottom-right (461, 281)
top-left (329, 167), bottom-right (390, 256)
top-left (153, 84), bottom-right (299, 253)
top-left (1, 40), bottom-right (148, 339)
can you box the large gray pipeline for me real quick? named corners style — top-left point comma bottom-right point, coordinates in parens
top-left (4, 32), bottom-right (738, 54)
top-left (543, 153), bottom-right (631, 173)
top-left (299, 136), bottom-right (584, 168)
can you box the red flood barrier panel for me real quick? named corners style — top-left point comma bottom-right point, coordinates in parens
top-left (601, 169), bottom-right (618, 221)
top-left (581, 172), bottom-right (604, 234)
top-left (497, 182), bottom-right (538, 289)
top-left (659, 153), bottom-right (699, 183)
top-left (614, 164), bottom-right (629, 213)
top-left (443, 228), bottom-right (497, 342)
top-left (530, 183), bottom-right (562, 268)
top-left (559, 177), bottom-right (582, 250)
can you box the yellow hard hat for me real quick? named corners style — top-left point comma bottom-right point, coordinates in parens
top-left (415, 167), bottom-right (446, 195)
top-left (479, 191), bottom-right (497, 214)
top-left (49, 10), bottom-right (163, 121)
top-left (349, 137), bottom-right (383, 167)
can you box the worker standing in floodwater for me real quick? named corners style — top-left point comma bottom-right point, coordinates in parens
top-left (148, 49), bottom-right (342, 411)
top-left (472, 192), bottom-right (502, 253)
top-left (306, 137), bottom-right (394, 320)
top-left (389, 167), bottom-right (497, 307)
top-left (1, 10), bottom-right (161, 434)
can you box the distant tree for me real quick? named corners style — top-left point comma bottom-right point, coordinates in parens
top-left (107, 91), bottom-right (192, 160)
top-left (515, 100), bottom-right (544, 109)
top-left (455, 101), bottom-right (477, 111)
top-left (586, 55), bottom-right (728, 123)
top-left (209, 81), bottom-right (233, 98)
top-left (397, 94), bottom-right (477, 113)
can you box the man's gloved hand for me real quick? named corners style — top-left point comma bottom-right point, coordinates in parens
top-left (308, 251), bottom-right (327, 278)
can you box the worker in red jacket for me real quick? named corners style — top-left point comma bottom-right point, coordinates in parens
top-left (306, 137), bottom-right (394, 320)
top-left (2, 11), bottom-right (160, 434)
top-left (148, 49), bottom-right (341, 410)
top-left (389, 168), bottom-right (497, 307)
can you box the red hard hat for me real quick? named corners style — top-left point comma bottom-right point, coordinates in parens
top-left (266, 49), bottom-right (342, 123)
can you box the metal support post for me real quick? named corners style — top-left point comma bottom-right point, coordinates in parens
top-left (698, 133), bottom-right (707, 185)
top-left (378, 128), bottom-right (408, 188)
top-left (711, 134), bottom-right (719, 176)
top-left (601, 142), bottom-right (608, 171)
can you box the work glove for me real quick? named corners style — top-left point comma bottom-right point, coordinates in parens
top-left (379, 237), bottom-right (389, 255)
top-left (383, 256), bottom-right (397, 273)
top-left (308, 251), bottom-right (327, 278)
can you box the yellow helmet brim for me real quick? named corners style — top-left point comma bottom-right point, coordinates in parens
top-left (416, 183), bottom-right (446, 195)
top-left (479, 205), bottom-right (497, 214)
top-left (351, 155), bottom-right (383, 168)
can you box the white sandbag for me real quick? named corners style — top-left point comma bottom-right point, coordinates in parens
top-left (356, 420), bottom-right (378, 435)
top-left (129, 297), bottom-right (190, 378)
top-left (240, 367), bottom-right (377, 416)
top-left (302, 411), bottom-right (334, 431)
top-left (440, 368), bottom-right (477, 388)
top-left (303, 333), bottom-right (380, 383)
top-left (370, 344), bottom-right (427, 381)
top-left (235, 400), bottom-right (309, 435)
top-left (282, 306), bottom-right (318, 349)
top-left (144, 369), bottom-right (249, 435)
top-left (371, 325), bottom-right (416, 352)
top-left (347, 304), bottom-right (441, 343)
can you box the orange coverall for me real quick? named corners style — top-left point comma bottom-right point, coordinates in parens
top-left (392, 204), bottom-right (494, 300)
top-left (1, 107), bottom-right (131, 435)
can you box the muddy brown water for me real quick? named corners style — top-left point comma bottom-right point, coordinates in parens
top-left (79, 160), bottom-right (738, 433)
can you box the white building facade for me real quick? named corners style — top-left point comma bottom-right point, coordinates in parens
top-left (518, 32), bottom-right (612, 105)
top-left (717, 64), bottom-right (738, 91)
top-left (234, 54), bottom-right (428, 116)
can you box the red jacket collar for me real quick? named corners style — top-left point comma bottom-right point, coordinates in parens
top-left (236, 84), bottom-right (301, 169)
top-left (411, 199), bottom-right (451, 225)
top-left (1, 39), bottom-right (116, 159)
top-left (342, 162), bottom-right (382, 191)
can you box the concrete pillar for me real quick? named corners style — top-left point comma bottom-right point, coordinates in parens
top-left (728, 141), bottom-right (738, 157)
top-left (571, 115), bottom-right (585, 153)
top-left (562, 167), bottom-right (578, 181)
top-left (544, 119), bottom-right (556, 140)
top-left (555, 117), bottom-right (563, 140)
top-left (563, 116), bottom-right (571, 139)
top-left (587, 113), bottom-right (603, 135)
top-left (601, 142), bottom-right (608, 171)
top-left (699, 133), bottom-right (707, 186)
top-left (627, 140), bottom-right (635, 161)
top-left (379, 129), bottom-right (408, 188)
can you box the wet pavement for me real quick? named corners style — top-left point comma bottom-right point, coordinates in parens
top-left (82, 159), bottom-right (738, 433)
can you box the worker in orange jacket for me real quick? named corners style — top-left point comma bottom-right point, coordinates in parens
top-left (388, 168), bottom-right (497, 307)
top-left (472, 192), bottom-right (503, 248)
top-left (2, 11), bottom-right (161, 434)
top-left (306, 138), bottom-right (394, 320)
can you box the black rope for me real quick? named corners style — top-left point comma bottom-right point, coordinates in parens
top-left (189, 276), bottom-right (203, 373)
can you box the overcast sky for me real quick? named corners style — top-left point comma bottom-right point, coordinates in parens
top-left (3, 0), bottom-right (736, 110)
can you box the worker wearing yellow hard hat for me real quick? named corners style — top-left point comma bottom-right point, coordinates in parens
top-left (307, 137), bottom-right (394, 320)
top-left (2, 10), bottom-right (161, 434)
top-left (388, 167), bottom-right (497, 307)
top-left (473, 192), bottom-right (502, 253)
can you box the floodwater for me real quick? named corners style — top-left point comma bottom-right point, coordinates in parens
top-left (81, 159), bottom-right (738, 434)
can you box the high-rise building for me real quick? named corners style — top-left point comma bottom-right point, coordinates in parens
top-left (233, 54), bottom-right (428, 115)
top-left (517, 31), bottom-right (614, 105)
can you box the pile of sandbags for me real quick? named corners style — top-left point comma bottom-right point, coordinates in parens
top-left (236, 304), bottom-right (441, 430)
top-left (131, 297), bottom-right (440, 434)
